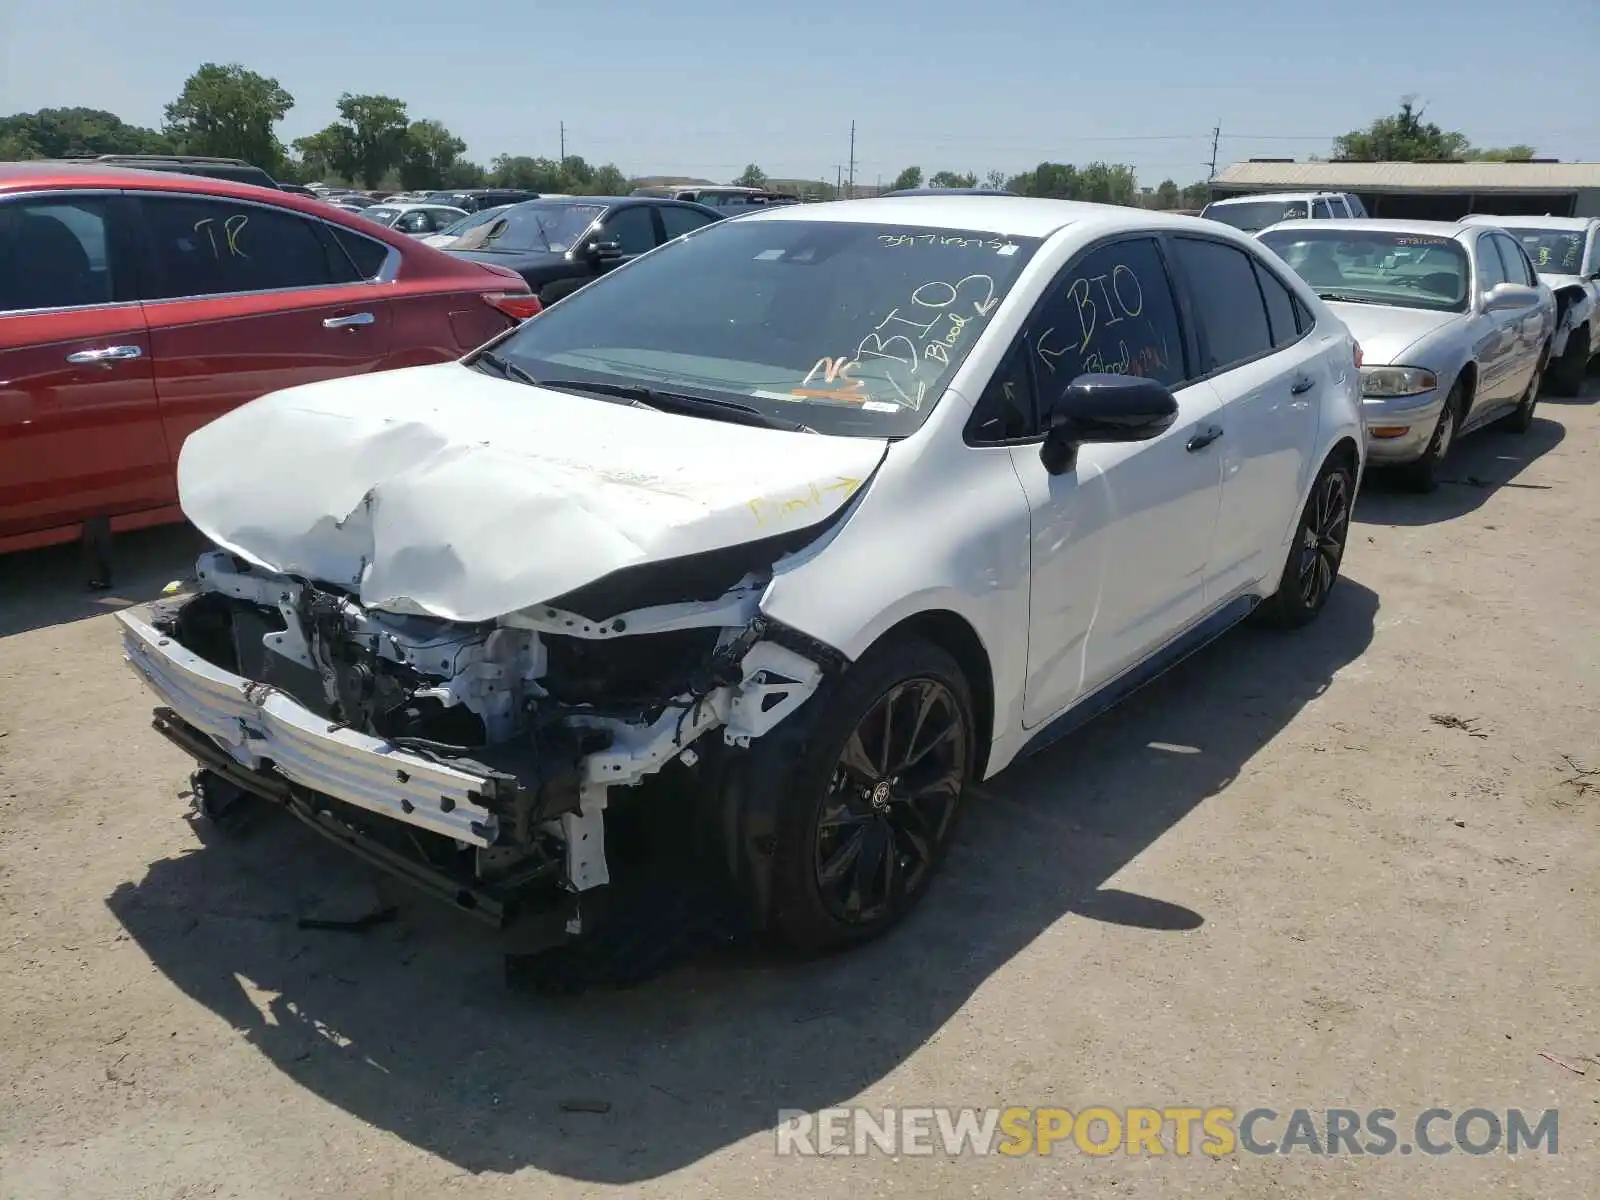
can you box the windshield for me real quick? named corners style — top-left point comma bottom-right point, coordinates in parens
top-left (1499, 227), bottom-right (1588, 276)
top-left (1261, 228), bottom-right (1470, 312)
top-left (482, 219), bottom-right (1041, 437)
top-left (1203, 199), bottom-right (1309, 232)
top-left (431, 205), bottom-right (508, 241)
top-left (361, 207), bottom-right (401, 226)
top-left (455, 202), bottom-right (604, 253)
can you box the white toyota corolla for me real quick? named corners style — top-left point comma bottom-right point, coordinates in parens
top-left (117, 196), bottom-right (1364, 967)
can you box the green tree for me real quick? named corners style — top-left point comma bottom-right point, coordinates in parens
top-left (588, 163), bottom-right (628, 195)
top-left (1077, 161), bottom-right (1138, 206)
top-left (559, 155), bottom-right (594, 190)
top-left (984, 169), bottom-right (1007, 191)
top-left (0, 129), bottom-right (38, 159)
top-left (0, 107), bottom-right (171, 158)
top-left (291, 126), bottom-right (354, 183)
top-left (442, 159), bottom-right (487, 187)
top-left (1469, 145), bottom-right (1536, 161)
top-left (332, 93), bottom-right (409, 187)
top-left (1180, 181), bottom-right (1211, 208)
top-left (929, 169), bottom-right (978, 189)
top-left (398, 119), bottom-right (467, 190)
top-left (163, 63), bottom-right (293, 172)
top-left (889, 165), bottom-right (923, 191)
top-left (1333, 98), bottom-right (1471, 162)
top-left (1010, 162), bottom-right (1078, 198)
top-left (1153, 179), bottom-right (1181, 209)
top-left (490, 154), bottom-right (566, 191)
top-left (734, 163), bottom-right (767, 188)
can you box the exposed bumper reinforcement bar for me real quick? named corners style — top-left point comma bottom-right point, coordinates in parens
top-left (117, 605), bottom-right (501, 847)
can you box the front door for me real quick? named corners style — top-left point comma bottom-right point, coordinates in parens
top-left (1000, 236), bottom-right (1224, 725)
top-left (134, 192), bottom-right (394, 461)
top-left (0, 192), bottom-right (172, 545)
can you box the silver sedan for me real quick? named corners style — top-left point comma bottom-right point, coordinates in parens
top-left (1260, 219), bottom-right (1555, 491)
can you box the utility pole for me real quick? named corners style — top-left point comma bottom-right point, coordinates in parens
top-left (560, 121), bottom-right (566, 162)
top-left (847, 121), bottom-right (856, 199)
top-left (835, 164), bottom-right (843, 196)
top-left (1208, 123), bottom-right (1221, 180)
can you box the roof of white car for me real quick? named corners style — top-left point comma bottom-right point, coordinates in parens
top-left (1458, 213), bottom-right (1597, 231)
top-left (1206, 190), bottom-right (1350, 205)
top-left (1262, 217), bottom-right (1476, 239)
top-left (738, 195), bottom-right (1224, 239)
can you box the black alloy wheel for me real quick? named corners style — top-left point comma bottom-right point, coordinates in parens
top-left (1296, 466), bottom-right (1351, 613)
top-left (813, 678), bottom-right (968, 926)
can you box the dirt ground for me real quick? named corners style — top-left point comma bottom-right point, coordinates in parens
top-left (2, 382), bottom-right (1598, 1200)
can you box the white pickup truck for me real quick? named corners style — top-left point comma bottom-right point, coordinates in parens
top-left (1462, 215), bottom-right (1600, 395)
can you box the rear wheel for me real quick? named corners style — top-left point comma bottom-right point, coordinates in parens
top-left (1546, 326), bottom-right (1589, 397)
top-left (763, 638), bottom-right (976, 953)
top-left (1256, 456), bottom-right (1354, 629)
top-left (1399, 382), bottom-right (1462, 493)
top-left (1502, 351), bottom-right (1546, 433)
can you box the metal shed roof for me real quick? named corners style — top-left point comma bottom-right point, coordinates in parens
top-left (1214, 160), bottom-right (1600, 194)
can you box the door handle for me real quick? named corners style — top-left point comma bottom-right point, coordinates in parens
top-left (65, 344), bottom-right (142, 364)
top-left (323, 312), bottom-right (375, 329)
top-left (1290, 376), bottom-right (1316, 395)
top-left (1186, 424), bottom-right (1224, 452)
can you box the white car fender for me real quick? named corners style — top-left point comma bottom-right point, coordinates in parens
top-left (759, 390), bottom-right (1033, 768)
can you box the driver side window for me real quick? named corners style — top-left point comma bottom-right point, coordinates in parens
top-left (965, 237), bottom-right (1188, 444)
top-left (600, 206), bottom-right (656, 255)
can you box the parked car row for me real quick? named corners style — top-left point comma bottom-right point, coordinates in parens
top-left (108, 194), bottom-right (1375, 972)
top-left (5, 162), bottom-right (1594, 979)
top-left (0, 161), bottom-right (539, 554)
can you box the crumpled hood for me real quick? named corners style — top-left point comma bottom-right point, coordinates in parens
top-left (1326, 303), bottom-right (1465, 365)
top-left (177, 363), bottom-right (888, 622)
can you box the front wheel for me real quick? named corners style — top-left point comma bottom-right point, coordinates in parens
top-left (763, 638), bottom-right (976, 954)
top-left (1398, 382), bottom-right (1462, 493)
top-left (1256, 457), bottom-right (1355, 629)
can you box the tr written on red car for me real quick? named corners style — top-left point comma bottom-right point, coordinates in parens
top-left (0, 161), bottom-right (540, 559)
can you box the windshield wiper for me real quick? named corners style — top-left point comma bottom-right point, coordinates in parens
top-left (1317, 291), bottom-right (1387, 305)
top-left (538, 379), bottom-right (816, 433)
top-left (473, 349), bottom-right (540, 386)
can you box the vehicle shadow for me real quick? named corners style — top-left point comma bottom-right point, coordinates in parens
top-left (0, 523), bottom-right (207, 639)
top-left (1536, 364), bottom-right (1600, 405)
top-left (105, 580), bottom-right (1378, 1183)
top-left (1354, 415), bottom-right (1565, 527)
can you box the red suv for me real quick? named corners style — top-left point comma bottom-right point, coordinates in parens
top-left (0, 162), bottom-right (540, 556)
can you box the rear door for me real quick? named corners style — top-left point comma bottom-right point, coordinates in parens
top-left (1492, 231), bottom-right (1550, 391)
top-left (133, 191), bottom-right (395, 460)
top-left (0, 191), bottom-right (173, 544)
top-left (1166, 235), bottom-right (1323, 599)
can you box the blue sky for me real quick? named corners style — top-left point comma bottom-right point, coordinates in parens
top-left (4, 0), bottom-right (1597, 186)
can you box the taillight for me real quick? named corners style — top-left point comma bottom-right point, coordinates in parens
top-left (484, 292), bottom-right (542, 321)
top-left (1353, 340), bottom-right (1363, 368)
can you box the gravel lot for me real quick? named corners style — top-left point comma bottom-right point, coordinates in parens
top-left (2, 381), bottom-right (1597, 1199)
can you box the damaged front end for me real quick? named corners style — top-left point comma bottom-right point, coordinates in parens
top-left (117, 546), bottom-right (835, 948)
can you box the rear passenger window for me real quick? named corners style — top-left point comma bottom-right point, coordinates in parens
top-left (1170, 238), bottom-right (1274, 372)
top-left (0, 197), bottom-right (118, 311)
top-left (140, 196), bottom-right (349, 298)
top-left (1346, 195), bottom-right (1369, 217)
top-left (1312, 200), bottom-right (1334, 219)
top-left (327, 223), bottom-right (390, 279)
top-left (1254, 263), bottom-right (1303, 347)
top-left (1027, 237), bottom-right (1188, 391)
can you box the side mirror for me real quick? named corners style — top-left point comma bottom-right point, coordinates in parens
top-left (586, 239), bottom-right (624, 262)
top-left (1482, 282), bottom-right (1540, 312)
top-left (1039, 374), bottom-right (1179, 475)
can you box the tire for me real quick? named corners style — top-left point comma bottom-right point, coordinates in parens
top-left (1256, 456), bottom-right (1355, 629)
top-left (1501, 351), bottom-right (1545, 433)
top-left (1398, 381), bottom-right (1462, 493)
top-left (760, 637), bottom-right (977, 954)
top-left (1546, 326), bottom-right (1589, 397)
